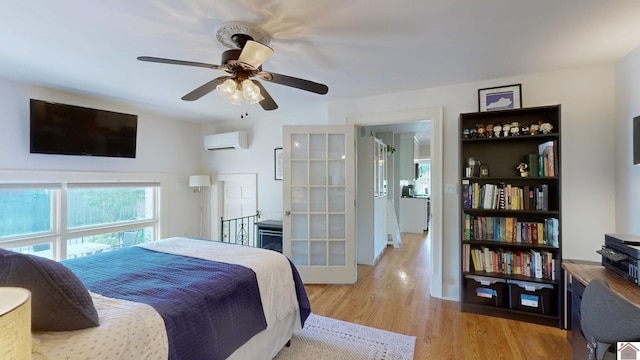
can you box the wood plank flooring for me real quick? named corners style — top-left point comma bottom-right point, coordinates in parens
top-left (303, 232), bottom-right (572, 359)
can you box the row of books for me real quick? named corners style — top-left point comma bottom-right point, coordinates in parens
top-left (463, 215), bottom-right (559, 247)
top-left (462, 181), bottom-right (550, 211)
top-left (462, 244), bottom-right (556, 280)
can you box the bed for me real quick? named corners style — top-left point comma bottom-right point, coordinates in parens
top-left (0, 237), bottom-right (310, 360)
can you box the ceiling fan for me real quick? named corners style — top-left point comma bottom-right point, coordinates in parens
top-left (137, 21), bottom-right (328, 112)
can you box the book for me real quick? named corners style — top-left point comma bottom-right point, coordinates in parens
top-left (462, 180), bottom-right (471, 209)
top-left (505, 217), bottom-right (514, 242)
top-left (525, 154), bottom-right (539, 177)
top-left (470, 247), bottom-right (477, 270)
top-left (537, 223), bottom-right (544, 244)
top-left (483, 184), bottom-right (494, 209)
top-left (538, 140), bottom-right (557, 176)
top-left (541, 184), bottom-right (549, 211)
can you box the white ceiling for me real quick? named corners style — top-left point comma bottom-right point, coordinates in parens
top-left (1, 1), bottom-right (640, 123)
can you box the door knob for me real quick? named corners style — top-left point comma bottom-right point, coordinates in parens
top-left (285, 210), bottom-right (291, 216)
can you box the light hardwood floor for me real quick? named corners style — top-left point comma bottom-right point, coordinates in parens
top-left (303, 232), bottom-right (572, 359)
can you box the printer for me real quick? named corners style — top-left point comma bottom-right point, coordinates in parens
top-left (598, 234), bottom-right (640, 285)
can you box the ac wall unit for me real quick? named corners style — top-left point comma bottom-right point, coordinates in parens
top-left (203, 131), bottom-right (248, 150)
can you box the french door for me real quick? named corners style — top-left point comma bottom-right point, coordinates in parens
top-left (282, 125), bottom-right (356, 284)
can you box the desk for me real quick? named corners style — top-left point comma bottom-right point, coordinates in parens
top-left (563, 260), bottom-right (640, 359)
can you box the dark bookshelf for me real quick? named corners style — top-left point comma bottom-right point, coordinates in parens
top-left (459, 105), bottom-right (563, 328)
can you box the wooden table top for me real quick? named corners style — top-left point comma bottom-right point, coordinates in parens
top-left (562, 260), bottom-right (640, 305)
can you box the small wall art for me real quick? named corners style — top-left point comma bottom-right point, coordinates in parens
top-left (274, 147), bottom-right (283, 180)
top-left (478, 84), bottom-right (522, 112)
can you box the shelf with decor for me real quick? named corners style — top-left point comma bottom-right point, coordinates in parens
top-left (458, 104), bottom-right (563, 328)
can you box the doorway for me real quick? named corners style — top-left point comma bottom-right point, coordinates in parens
top-left (348, 107), bottom-right (444, 299)
top-left (210, 173), bottom-right (257, 241)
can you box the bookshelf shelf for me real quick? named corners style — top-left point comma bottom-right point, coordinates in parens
top-left (462, 271), bottom-right (559, 285)
top-left (463, 209), bottom-right (560, 215)
top-left (459, 105), bottom-right (563, 328)
top-left (463, 240), bottom-right (559, 250)
top-left (462, 133), bottom-right (559, 143)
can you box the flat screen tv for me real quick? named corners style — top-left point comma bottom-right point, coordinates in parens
top-left (30, 99), bottom-right (137, 158)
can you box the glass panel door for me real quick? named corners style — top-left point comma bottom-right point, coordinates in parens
top-left (283, 125), bottom-right (356, 284)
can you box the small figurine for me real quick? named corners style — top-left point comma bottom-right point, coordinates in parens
top-left (480, 164), bottom-right (489, 177)
top-left (485, 124), bottom-right (494, 138)
top-left (469, 128), bottom-right (477, 138)
top-left (476, 124), bottom-right (486, 138)
top-left (502, 123), bottom-right (511, 137)
top-left (463, 128), bottom-right (470, 139)
top-left (493, 123), bottom-right (502, 138)
top-left (540, 122), bottom-right (553, 134)
top-left (529, 123), bottom-right (540, 135)
top-left (509, 121), bottom-right (520, 136)
top-left (467, 158), bottom-right (478, 177)
top-left (521, 125), bottom-right (529, 135)
top-left (516, 162), bottom-right (529, 177)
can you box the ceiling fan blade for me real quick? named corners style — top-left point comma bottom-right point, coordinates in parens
top-left (237, 41), bottom-right (274, 70)
top-left (181, 76), bottom-right (231, 101)
top-left (137, 56), bottom-right (222, 70)
top-left (253, 81), bottom-right (278, 111)
top-left (258, 71), bottom-right (328, 95)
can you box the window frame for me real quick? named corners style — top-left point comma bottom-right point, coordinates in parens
top-left (0, 171), bottom-right (166, 260)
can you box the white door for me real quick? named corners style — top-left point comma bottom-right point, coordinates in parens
top-left (211, 174), bottom-right (257, 245)
top-left (282, 125), bottom-right (356, 284)
top-left (222, 178), bottom-right (257, 219)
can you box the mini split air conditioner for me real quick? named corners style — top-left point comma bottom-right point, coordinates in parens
top-left (203, 131), bottom-right (248, 150)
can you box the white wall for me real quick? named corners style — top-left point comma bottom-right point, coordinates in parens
top-left (199, 65), bottom-right (617, 301)
top-left (328, 65), bottom-right (616, 300)
top-left (200, 103), bottom-right (328, 222)
top-left (615, 47), bottom-right (640, 233)
top-left (1, 62), bottom-right (621, 301)
top-left (0, 77), bottom-right (203, 238)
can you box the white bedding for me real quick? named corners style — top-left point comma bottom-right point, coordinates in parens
top-left (33, 238), bottom-right (303, 360)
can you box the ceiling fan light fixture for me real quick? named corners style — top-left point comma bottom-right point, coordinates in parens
top-left (138, 20), bottom-right (327, 113)
top-left (216, 78), bottom-right (237, 96)
top-left (226, 89), bottom-right (243, 105)
top-left (241, 79), bottom-right (263, 103)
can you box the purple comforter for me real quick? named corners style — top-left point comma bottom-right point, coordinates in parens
top-left (63, 246), bottom-right (269, 360)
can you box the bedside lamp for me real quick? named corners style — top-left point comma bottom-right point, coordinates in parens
top-left (0, 287), bottom-right (31, 360)
top-left (189, 175), bottom-right (211, 238)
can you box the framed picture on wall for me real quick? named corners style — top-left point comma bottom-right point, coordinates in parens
top-left (478, 84), bottom-right (522, 112)
top-left (274, 147), bottom-right (283, 180)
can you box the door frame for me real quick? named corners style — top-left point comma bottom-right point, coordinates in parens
top-left (347, 106), bottom-right (444, 298)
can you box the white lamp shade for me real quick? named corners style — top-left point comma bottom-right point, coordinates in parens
top-left (237, 40), bottom-right (274, 69)
top-left (0, 287), bottom-right (31, 360)
top-left (189, 175), bottom-right (211, 188)
top-left (216, 78), bottom-right (237, 96)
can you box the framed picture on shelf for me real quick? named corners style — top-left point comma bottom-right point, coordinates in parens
top-left (274, 147), bottom-right (283, 180)
top-left (478, 84), bottom-right (522, 112)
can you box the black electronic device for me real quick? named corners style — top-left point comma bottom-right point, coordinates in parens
top-left (600, 234), bottom-right (640, 285)
top-left (30, 99), bottom-right (138, 158)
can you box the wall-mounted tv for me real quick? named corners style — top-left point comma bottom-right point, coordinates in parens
top-left (30, 99), bottom-right (138, 158)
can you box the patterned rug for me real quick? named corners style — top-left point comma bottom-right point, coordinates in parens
top-left (274, 314), bottom-right (416, 360)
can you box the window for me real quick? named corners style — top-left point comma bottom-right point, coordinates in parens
top-left (414, 160), bottom-right (431, 196)
top-left (0, 185), bottom-right (57, 238)
top-left (0, 181), bottom-right (160, 260)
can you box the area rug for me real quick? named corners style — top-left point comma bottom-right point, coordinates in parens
top-left (274, 313), bottom-right (416, 360)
